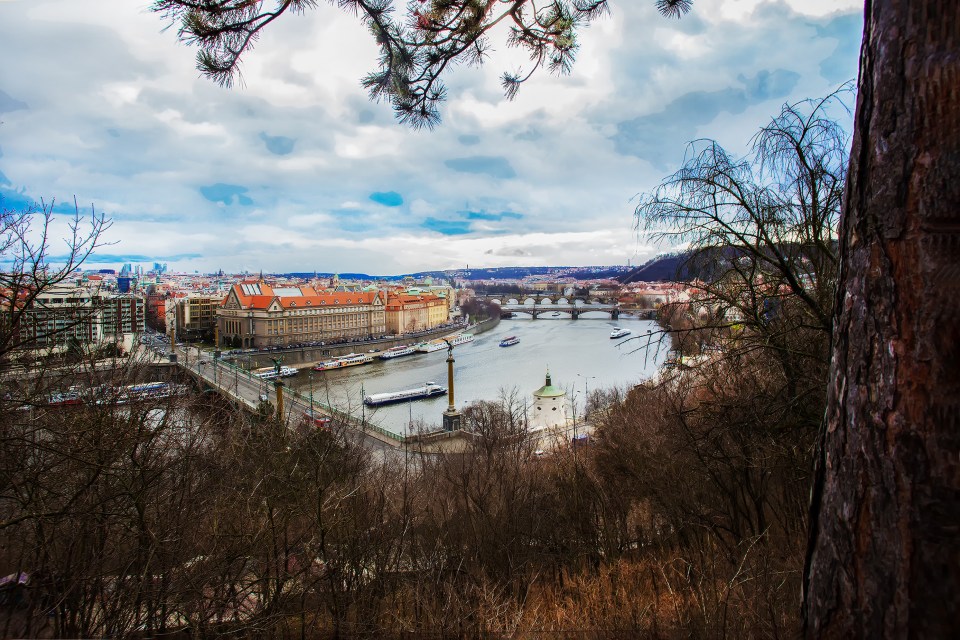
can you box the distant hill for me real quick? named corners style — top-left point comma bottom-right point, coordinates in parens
top-left (618, 252), bottom-right (693, 283)
top-left (284, 265), bottom-right (632, 282)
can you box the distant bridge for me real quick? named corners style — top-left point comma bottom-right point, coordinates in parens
top-left (489, 297), bottom-right (656, 320)
top-left (479, 293), bottom-right (620, 306)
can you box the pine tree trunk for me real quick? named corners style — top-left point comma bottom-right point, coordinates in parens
top-left (803, 0), bottom-right (960, 636)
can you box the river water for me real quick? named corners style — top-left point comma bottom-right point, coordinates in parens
top-left (286, 315), bottom-right (669, 435)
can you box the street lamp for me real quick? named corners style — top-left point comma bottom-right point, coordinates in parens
top-left (577, 373), bottom-right (596, 421)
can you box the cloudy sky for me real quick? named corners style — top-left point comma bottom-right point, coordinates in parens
top-left (0, 0), bottom-right (863, 275)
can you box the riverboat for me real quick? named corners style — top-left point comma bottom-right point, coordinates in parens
top-left (378, 345), bottom-right (418, 360)
top-left (314, 353), bottom-right (373, 371)
top-left (609, 327), bottom-right (632, 339)
top-left (499, 336), bottom-right (520, 347)
top-left (118, 382), bottom-right (189, 403)
top-left (416, 333), bottom-right (475, 352)
top-left (47, 388), bottom-right (84, 406)
top-left (252, 365), bottom-right (299, 379)
top-left (363, 382), bottom-right (448, 407)
top-left (415, 339), bottom-right (446, 353)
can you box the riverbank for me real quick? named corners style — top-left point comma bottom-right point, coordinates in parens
top-left (241, 317), bottom-right (500, 371)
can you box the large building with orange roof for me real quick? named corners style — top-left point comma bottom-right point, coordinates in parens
top-left (217, 281), bottom-right (386, 349)
top-left (384, 290), bottom-right (449, 335)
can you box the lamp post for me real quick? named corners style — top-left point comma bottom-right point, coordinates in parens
top-left (576, 373), bottom-right (596, 422)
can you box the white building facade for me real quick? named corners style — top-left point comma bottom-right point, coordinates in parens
top-left (530, 371), bottom-right (568, 429)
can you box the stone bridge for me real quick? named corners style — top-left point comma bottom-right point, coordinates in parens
top-left (488, 296), bottom-right (655, 320)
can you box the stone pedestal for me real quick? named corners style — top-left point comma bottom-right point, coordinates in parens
top-left (442, 409), bottom-right (462, 432)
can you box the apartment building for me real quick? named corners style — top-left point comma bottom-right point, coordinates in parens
top-left (15, 284), bottom-right (144, 354)
top-left (173, 294), bottom-right (219, 342)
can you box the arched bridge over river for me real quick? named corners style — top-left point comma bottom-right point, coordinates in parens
top-left (487, 296), bottom-right (655, 320)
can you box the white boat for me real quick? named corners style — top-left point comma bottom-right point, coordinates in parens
top-left (378, 345), bottom-right (418, 360)
top-left (117, 382), bottom-right (190, 403)
top-left (499, 336), bottom-right (520, 347)
top-left (314, 353), bottom-right (373, 371)
top-left (416, 333), bottom-right (475, 352)
top-left (252, 365), bottom-right (299, 379)
top-left (449, 332), bottom-right (474, 347)
top-left (609, 327), bottom-right (632, 339)
top-left (415, 339), bottom-right (446, 353)
top-left (363, 382), bottom-right (448, 406)
top-left (47, 388), bottom-right (84, 406)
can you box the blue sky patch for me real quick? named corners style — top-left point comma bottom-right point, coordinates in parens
top-left (369, 191), bottom-right (404, 207)
top-left (422, 217), bottom-right (472, 235)
top-left (0, 170), bottom-right (37, 211)
top-left (200, 183), bottom-right (253, 206)
top-left (79, 252), bottom-right (204, 263)
top-left (458, 134), bottom-right (481, 146)
top-left (444, 156), bottom-right (516, 179)
top-left (259, 132), bottom-right (296, 155)
top-left (463, 210), bottom-right (523, 221)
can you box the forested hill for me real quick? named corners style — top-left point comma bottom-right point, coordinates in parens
top-left (618, 252), bottom-right (692, 283)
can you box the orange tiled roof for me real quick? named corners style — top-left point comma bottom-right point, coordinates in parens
top-left (227, 283), bottom-right (381, 310)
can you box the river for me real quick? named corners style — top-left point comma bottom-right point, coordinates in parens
top-left (285, 315), bottom-right (670, 435)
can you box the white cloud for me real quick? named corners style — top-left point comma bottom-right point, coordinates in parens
top-left (0, 0), bottom-right (864, 274)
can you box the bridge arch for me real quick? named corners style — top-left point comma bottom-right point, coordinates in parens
top-left (523, 297), bottom-right (537, 306)
top-left (537, 297), bottom-right (554, 305)
top-left (507, 298), bottom-right (520, 305)
top-left (557, 297), bottom-right (569, 305)
top-left (490, 298), bottom-right (502, 305)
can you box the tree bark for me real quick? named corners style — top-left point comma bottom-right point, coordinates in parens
top-left (803, 0), bottom-right (960, 636)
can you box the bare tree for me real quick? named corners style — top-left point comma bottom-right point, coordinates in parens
top-left (0, 198), bottom-right (110, 366)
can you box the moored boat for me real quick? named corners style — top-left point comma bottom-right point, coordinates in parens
top-left (416, 332), bottom-right (475, 352)
top-left (448, 332), bottom-right (474, 347)
top-left (415, 339), bottom-right (446, 353)
top-left (378, 345), bottom-right (418, 359)
top-left (314, 353), bottom-right (373, 371)
top-left (252, 365), bottom-right (299, 379)
top-left (363, 382), bottom-right (447, 406)
top-left (499, 336), bottom-right (520, 347)
top-left (117, 382), bottom-right (190, 404)
top-left (47, 389), bottom-right (84, 406)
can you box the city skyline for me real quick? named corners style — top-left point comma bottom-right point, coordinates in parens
top-left (1, 0), bottom-right (861, 273)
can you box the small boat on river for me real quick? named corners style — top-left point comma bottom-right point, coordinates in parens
top-left (499, 336), bottom-right (520, 347)
top-left (363, 382), bottom-right (447, 406)
top-left (610, 327), bottom-right (632, 339)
